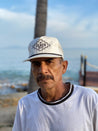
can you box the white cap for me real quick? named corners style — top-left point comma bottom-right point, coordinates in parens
top-left (24, 36), bottom-right (64, 61)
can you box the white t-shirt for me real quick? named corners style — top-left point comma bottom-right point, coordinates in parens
top-left (12, 84), bottom-right (98, 131)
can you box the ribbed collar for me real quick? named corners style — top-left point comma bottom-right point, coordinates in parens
top-left (37, 82), bottom-right (74, 105)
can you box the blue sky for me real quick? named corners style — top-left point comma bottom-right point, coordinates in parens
top-left (0, 0), bottom-right (98, 48)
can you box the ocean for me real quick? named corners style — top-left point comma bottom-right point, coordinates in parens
top-left (0, 47), bottom-right (98, 95)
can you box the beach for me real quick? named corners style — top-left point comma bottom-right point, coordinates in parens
top-left (0, 92), bottom-right (27, 131)
top-left (0, 48), bottom-right (98, 95)
top-left (0, 47), bottom-right (98, 130)
top-left (0, 87), bottom-right (98, 131)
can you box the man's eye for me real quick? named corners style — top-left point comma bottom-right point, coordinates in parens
top-left (46, 60), bottom-right (51, 63)
top-left (46, 59), bottom-right (53, 64)
top-left (32, 61), bottom-right (41, 66)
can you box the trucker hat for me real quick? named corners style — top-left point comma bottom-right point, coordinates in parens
top-left (24, 36), bottom-right (64, 61)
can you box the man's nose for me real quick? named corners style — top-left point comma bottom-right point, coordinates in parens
top-left (39, 62), bottom-right (48, 74)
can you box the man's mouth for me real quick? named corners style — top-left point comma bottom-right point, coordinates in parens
top-left (37, 74), bottom-right (54, 83)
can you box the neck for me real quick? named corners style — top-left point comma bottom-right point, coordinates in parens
top-left (40, 83), bottom-right (70, 102)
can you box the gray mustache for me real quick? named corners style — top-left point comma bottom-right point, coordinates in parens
top-left (37, 74), bottom-right (54, 82)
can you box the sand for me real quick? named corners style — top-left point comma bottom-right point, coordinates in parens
top-left (0, 92), bottom-right (27, 131)
top-left (0, 86), bottom-right (97, 131)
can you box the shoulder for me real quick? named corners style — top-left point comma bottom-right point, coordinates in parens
top-left (74, 84), bottom-right (96, 93)
top-left (74, 84), bottom-right (98, 98)
top-left (18, 90), bottom-right (38, 106)
top-left (73, 84), bottom-right (98, 108)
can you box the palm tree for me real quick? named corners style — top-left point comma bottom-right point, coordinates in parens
top-left (28, 0), bottom-right (48, 93)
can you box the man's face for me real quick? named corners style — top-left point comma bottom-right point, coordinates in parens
top-left (31, 57), bottom-right (68, 90)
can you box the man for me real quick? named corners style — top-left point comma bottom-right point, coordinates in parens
top-left (13, 36), bottom-right (98, 131)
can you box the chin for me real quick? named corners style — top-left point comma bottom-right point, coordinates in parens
top-left (38, 82), bottom-right (53, 89)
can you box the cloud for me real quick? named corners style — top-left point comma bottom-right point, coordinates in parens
top-left (0, 5), bottom-right (98, 49)
top-left (47, 7), bottom-right (98, 48)
top-left (0, 8), bottom-right (35, 47)
top-left (0, 8), bottom-right (34, 27)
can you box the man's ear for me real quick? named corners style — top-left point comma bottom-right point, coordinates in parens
top-left (62, 60), bottom-right (68, 74)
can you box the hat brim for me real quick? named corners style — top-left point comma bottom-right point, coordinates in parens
top-left (24, 54), bottom-right (63, 62)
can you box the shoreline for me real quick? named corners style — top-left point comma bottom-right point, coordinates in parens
top-left (0, 82), bottom-right (28, 95)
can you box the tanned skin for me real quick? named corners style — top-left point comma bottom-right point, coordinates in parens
top-left (31, 57), bottom-right (69, 102)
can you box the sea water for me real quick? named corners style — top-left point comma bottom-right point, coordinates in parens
top-left (0, 47), bottom-right (98, 94)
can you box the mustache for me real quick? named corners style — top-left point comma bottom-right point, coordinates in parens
top-left (37, 74), bottom-right (54, 82)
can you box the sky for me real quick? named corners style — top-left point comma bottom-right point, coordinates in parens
top-left (0, 0), bottom-right (98, 49)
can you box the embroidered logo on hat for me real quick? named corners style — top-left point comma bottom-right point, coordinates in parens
top-left (33, 39), bottom-right (51, 51)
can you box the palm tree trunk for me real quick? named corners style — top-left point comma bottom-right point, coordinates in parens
top-left (34, 0), bottom-right (47, 38)
top-left (28, 0), bottom-right (47, 93)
